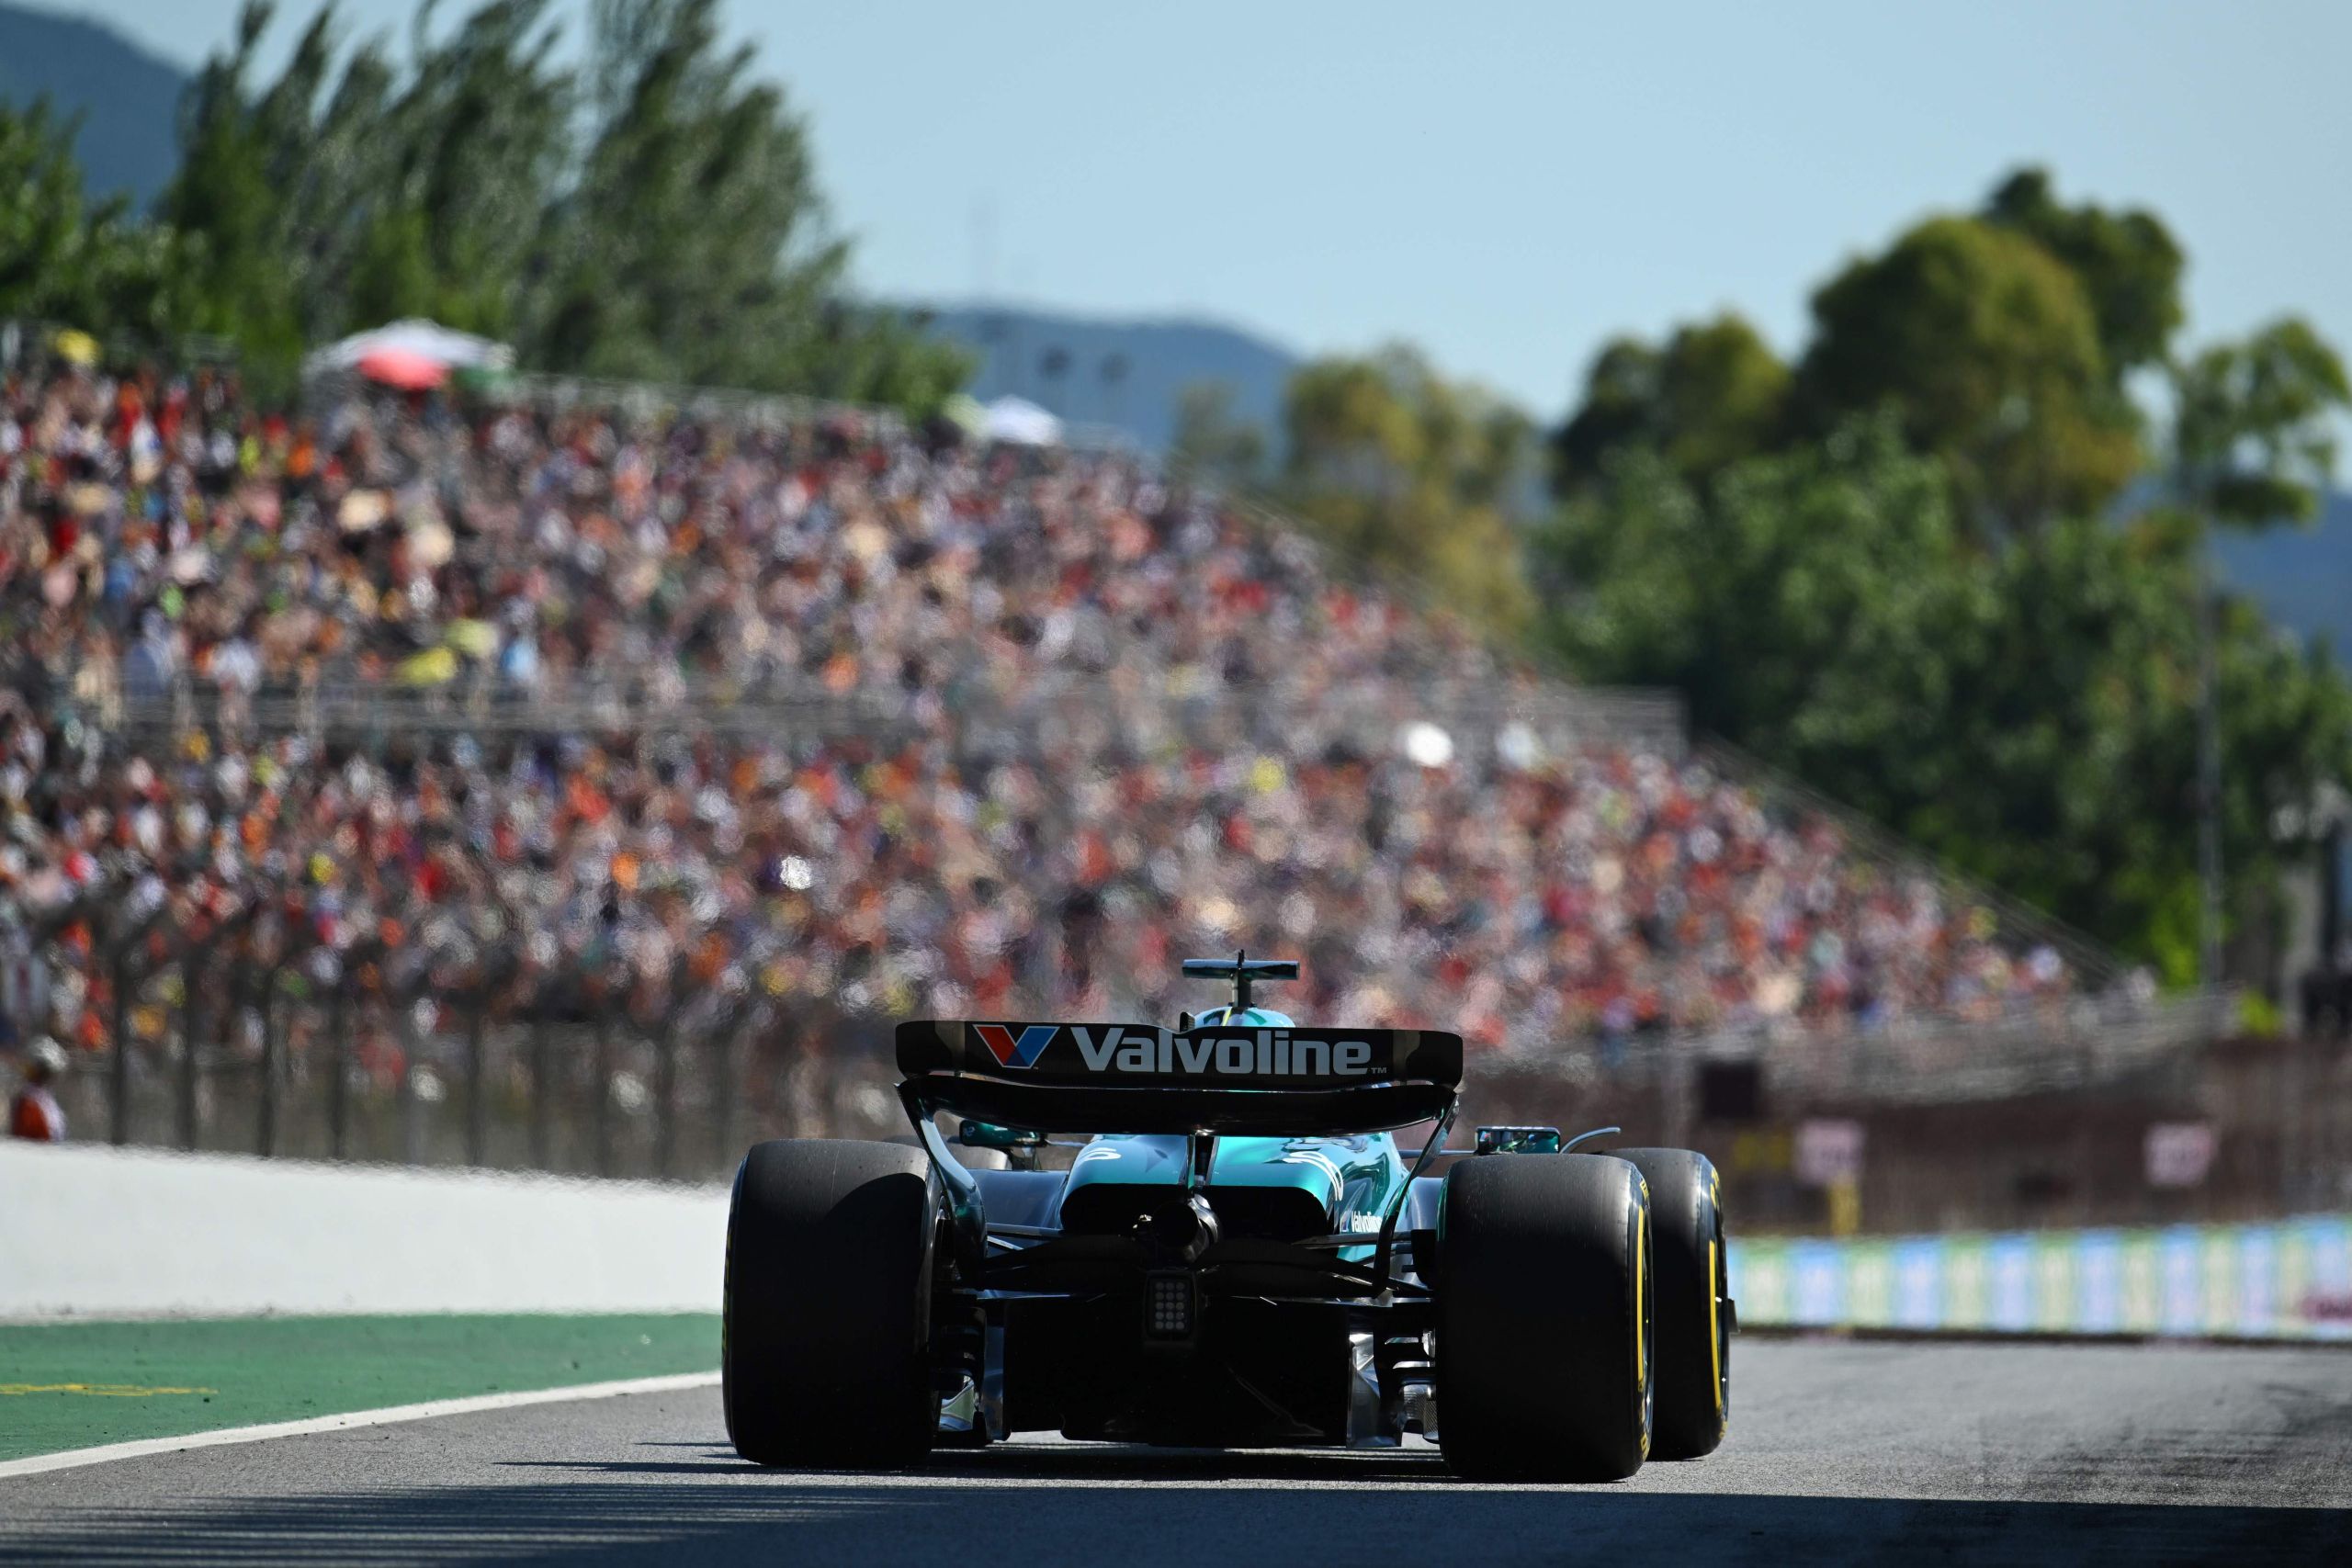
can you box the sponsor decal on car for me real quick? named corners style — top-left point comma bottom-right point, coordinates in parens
top-left (896, 1019), bottom-right (1462, 1098)
top-left (1067, 1026), bottom-right (1377, 1078)
top-left (966, 1023), bottom-right (1381, 1079)
top-left (972, 1023), bottom-right (1058, 1069)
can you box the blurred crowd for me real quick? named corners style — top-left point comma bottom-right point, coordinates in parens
top-left (0, 361), bottom-right (2089, 1089)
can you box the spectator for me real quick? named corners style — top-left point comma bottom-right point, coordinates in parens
top-left (0, 361), bottom-right (2105, 1087)
top-left (8, 1036), bottom-right (66, 1141)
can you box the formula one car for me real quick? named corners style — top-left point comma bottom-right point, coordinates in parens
top-left (722, 957), bottom-right (1733, 1481)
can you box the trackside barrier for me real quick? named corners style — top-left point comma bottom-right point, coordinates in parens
top-left (0, 1141), bottom-right (727, 1318)
top-left (1730, 1215), bottom-right (2352, 1341)
top-left (12, 1138), bottom-right (2346, 1336)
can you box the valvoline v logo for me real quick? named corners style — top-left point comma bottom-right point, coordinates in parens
top-left (973, 1023), bottom-right (1058, 1069)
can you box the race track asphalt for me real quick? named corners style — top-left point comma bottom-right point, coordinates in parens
top-left (2, 1338), bottom-right (2348, 1565)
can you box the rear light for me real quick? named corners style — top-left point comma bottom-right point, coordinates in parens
top-left (1144, 1270), bottom-right (1195, 1341)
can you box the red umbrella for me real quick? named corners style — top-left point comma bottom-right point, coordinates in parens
top-left (356, 346), bottom-right (449, 390)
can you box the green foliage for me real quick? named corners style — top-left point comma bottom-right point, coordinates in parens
top-left (2236, 989), bottom-right (2286, 1039)
top-left (153, 0), bottom-right (965, 410)
top-left (1797, 215), bottom-right (2142, 532)
top-left (1981, 166), bottom-right (2186, 382)
top-left (2166, 316), bottom-right (2351, 528)
top-left (1536, 421), bottom-right (2352, 973)
top-left (0, 97), bottom-right (194, 344)
top-left (1170, 379), bottom-right (1272, 490)
top-left (1552, 169), bottom-right (2189, 536)
top-left (1281, 345), bottom-right (1534, 630)
top-left (1541, 419), bottom-right (1981, 770)
top-left (1551, 313), bottom-right (1791, 497)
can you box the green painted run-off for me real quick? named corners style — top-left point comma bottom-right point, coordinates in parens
top-left (0, 1314), bottom-right (720, 1462)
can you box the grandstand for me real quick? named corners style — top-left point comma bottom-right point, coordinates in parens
top-left (1, 348), bottom-right (2221, 1218)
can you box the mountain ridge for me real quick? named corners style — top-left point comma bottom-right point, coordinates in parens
top-left (0, 1), bottom-right (186, 207)
top-left (909, 302), bottom-right (1297, 454)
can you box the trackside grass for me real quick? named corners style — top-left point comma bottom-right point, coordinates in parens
top-left (0, 1314), bottom-right (719, 1461)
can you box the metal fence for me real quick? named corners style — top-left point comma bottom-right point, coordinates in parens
top-left (28, 919), bottom-right (2328, 1240)
top-left (1464, 1015), bottom-right (2350, 1236)
top-left (34, 889), bottom-right (906, 1183)
top-left (1644, 988), bottom-right (2233, 1108)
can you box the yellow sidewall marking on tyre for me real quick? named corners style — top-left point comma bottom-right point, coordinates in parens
top-left (1707, 1235), bottom-right (1723, 1416)
top-left (1636, 1208), bottom-right (1652, 1454)
top-left (1635, 1214), bottom-right (1646, 1387)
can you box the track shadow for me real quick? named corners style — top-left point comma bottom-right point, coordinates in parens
top-left (504, 1440), bottom-right (1449, 1484)
top-left (2, 1461), bottom-right (2346, 1566)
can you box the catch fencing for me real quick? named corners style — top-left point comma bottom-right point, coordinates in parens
top-left (32, 891), bottom-right (901, 1183)
top-left (29, 883), bottom-right (2310, 1238)
top-left (20, 870), bottom-right (2324, 1235)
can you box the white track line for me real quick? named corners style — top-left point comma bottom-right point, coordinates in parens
top-left (0, 1369), bottom-right (721, 1482)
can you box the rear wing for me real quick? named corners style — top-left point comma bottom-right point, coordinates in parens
top-left (895, 1020), bottom-right (1463, 1135)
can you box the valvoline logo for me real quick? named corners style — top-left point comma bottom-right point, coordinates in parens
top-left (972, 1023), bottom-right (1058, 1069)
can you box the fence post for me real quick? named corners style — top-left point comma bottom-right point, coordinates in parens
top-left (529, 1013), bottom-right (552, 1172)
top-left (327, 976), bottom-right (350, 1160)
top-left (227, 936), bottom-right (265, 1148)
top-left (397, 990), bottom-right (424, 1167)
top-left (594, 1012), bottom-right (616, 1178)
top-left (176, 944), bottom-right (204, 1152)
top-left (653, 998), bottom-right (682, 1181)
top-left (465, 1001), bottom-right (489, 1168)
top-left (109, 930), bottom-right (139, 1146)
top-left (714, 1004), bottom-right (753, 1179)
top-left (2281, 1036), bottom-right (2307, 1213)
top-left (256, 972), bottom-right (280, 1157)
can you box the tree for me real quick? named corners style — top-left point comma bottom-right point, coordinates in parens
top-left (2156, 315), bottom-right (2350, 981)
top-left (2165, 316), bottom-right (2351, 528)
top-left (155, 0), bottom-right (967, 409)
top-left (164, 3), bottom-right (339, 369)
top-left (1982, 166), bottom-right (2186, 384)
top-left (0, 98), bottom-right (192, 344)
top-left (383, 0), bottom-right (572, 335)
top-left (1534, 416), bottom-right (2352, 977)
top-left (1796, 216), bottom-right (2141, 533)
top-left (1281, 345), bottom-right (1535, 629)
top-left (1551, 313), bottom-right (1791, 497)
top-left (1169, 379), bottom-right (1271, 490)
top-left (161, 2), bottom-right (571, 367)
top-left (1529, 167), bottom-right (2351, 977)
top-left (1539, 418), bottom-right (1982, 771)
top-left (527, 0), bottom-right (964, 405)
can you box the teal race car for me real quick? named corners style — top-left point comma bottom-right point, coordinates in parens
top-left (721, 957), bottom-right (1733, 1481)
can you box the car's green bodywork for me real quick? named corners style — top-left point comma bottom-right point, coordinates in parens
top-left (1054, 1003), bottom-right (1410, 1262)
top-left (1061, 1133), bottom-right (1405, 1261)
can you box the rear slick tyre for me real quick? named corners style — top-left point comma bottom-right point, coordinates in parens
top-left (723, 1139), bottom-right (939, 1468)
top-left (1436, 1153), bottom-right (1654, 1482)
top-left (1614, 1148), bottom-right (1730, 1459)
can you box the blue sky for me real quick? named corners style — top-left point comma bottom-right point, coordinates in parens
top-left (61, 0), bottom-right (2352, 414)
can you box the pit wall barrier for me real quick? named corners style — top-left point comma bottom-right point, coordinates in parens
top-left (1729, 1215), bottom-right (2352, 1340)
top-left (0, 1141), bottom-right (728, 1319)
